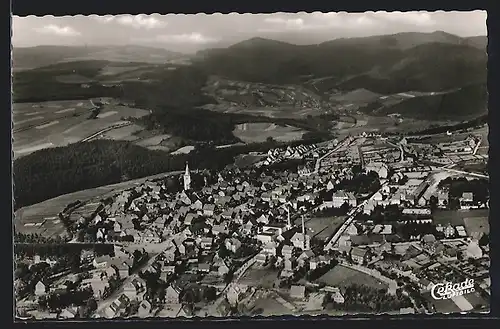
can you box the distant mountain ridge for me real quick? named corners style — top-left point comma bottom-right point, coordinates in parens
top-left (193, 31), bottom-right (487, 95)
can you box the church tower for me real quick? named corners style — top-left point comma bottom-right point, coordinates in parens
top-left (183, 161), bottom-right (191, 191)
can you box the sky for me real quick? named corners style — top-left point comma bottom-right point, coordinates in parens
top-left (12, 11), bottom-right (487, 53)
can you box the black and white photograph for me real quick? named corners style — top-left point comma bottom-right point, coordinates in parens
top-left (12, 10), bottom-right (490, 320)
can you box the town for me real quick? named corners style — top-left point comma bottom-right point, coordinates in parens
top-left (14, 128), bottom-right (490, 319)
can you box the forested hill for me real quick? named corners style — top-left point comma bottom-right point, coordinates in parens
top-left (193, 34), bottom-right (487, 94)
top-left (14, 138), bottom-right (323, 209)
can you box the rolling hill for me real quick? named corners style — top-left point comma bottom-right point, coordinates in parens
top-left (360, 83), bottom-right (488, 120)
top-left (12, 45), bottom-right (185, 71)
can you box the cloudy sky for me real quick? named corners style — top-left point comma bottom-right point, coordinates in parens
top-left (12, 11), bottom-right (487, 53)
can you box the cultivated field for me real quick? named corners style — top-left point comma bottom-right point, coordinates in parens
top-left (463, 216), bottom-right (490, 237)
top-left (316, 265), bottom-right (388, 289)
top-left (238, 265), bottom-right (280, 288)
top-left (335, 115), bottom-right (457, 139)
top-left (13, 99), bottom-right (150, 158)
top-left (463, 291), bottom-right (489, 310)
top-left (433, 209), bottom-right (489, 227)
top-left (233, 123), bottom-right (306, 143)
top-left (293, 216), bottom-right (346, 242)
top-left (249, 296), bottom-right (291, 316)
top-left (426, 293), bottom-right (462, 313)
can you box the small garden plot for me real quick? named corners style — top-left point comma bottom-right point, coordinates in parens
top-left (238, 265), bottom-right (279, 289)
top-left (463, 216), bottom-right (489, 237)
top-left (316, 265), bottom-right (388, 289)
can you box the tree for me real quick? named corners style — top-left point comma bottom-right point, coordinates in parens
top-left (479, 233), bottom-right (489, 247)
top-left (429, 195), bottom-right (438, 210)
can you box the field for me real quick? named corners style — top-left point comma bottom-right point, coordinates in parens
top-left (249, 296), bottom-right (291, 316)
top-left (425, 293), bottom-right (462, 313)
top-left (293, 216), bottom-right (346, 242)
top-left (202, 77), bottom-right (323, 119)
top-left (238, 265), bottom-right (280, 288)
top-left (463, 291), bottom-right (489, 310)
top-left (334, 115), bottom-right (455, 139)
top-left (233, 123), bottom-right (306, 143)
top-left (14, 169), bottom-right (183, 238)
top-left (463, 216), bottom-right (490, 237)
top-left (13, 99), bottom-right (151, 158)
top-left (433, 209), bottom-right (489, 227)
top-left (316, 265), bottom-right (388, 289)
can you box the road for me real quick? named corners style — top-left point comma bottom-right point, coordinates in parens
top-left (324, 200), bottom-right (367, 250)
top-left (441, 167), bottom-right (488, 179)
top-left (80, 122), bottom-right (133, 143)
top-left (325, 181), bottom-right (389, 250)
top-left (92, 240), bottom-right (172, 318)
top-left (314, 137), bottom-right (351, 174)
top-left (205, 253), bottom-right (260, 315)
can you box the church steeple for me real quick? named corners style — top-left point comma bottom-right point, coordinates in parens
top-left (183, 161), bottom-right (191, 191)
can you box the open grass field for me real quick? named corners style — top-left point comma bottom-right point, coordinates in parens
top-left (433, 209), bottom-right (489, 227)
top-left (463, 291), bottom-right (489, 310)
top-left (316, 265), bottom-right (388, 289)
top-left (13, 100), bottom-right (150, 158)
top-left (463, 216), bottom-right (490, 236)
top-left (238, 265), bottom-right (279, 289)
top-left (335, 115), bottom-right (455, 139)
top-left (293, 216), bottom-right (346, 242)
top-left (233, 123), bottom-right (306, 143)
top-left (424, 293), bottom-right (462, 313)
top-left (249, 296), bottom-right (291, 316)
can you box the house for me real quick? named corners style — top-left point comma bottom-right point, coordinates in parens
top-left (365, 162), bottom-right (389, 179)
top-left (35, 281), bottom-right (47, 296)
top-left (263, 242), bottom-right (277, 256)
top-left (444, 224), bottom-right (456, 238)
top-left (165, 284), bottom-right (181, 304)
top-left (226, 284), bottom-right (248, 306)
top-left (281, 245), bottom-right (294, 259)
top-left (123, 278), bottom-right (146, 301)
top-left (59, 307), bottom-right (78, 319)
top-left (460, 192), bottom-right (475, 209)
top-left (203, 204), bottom-right (216, 217)
top-left (289, 285), bottom-right (306, 299)
top-left (291, 232), bottom-right (310, 250)
top-left (115, 262), bottom-right (131, 279)
top-left (437, 191), bottom-right (449, 208)
top-left (345, 223), bottom-right (359, 235)
top-left (332, 289), bottom-right (345, 304)
top-left (418, 278), bottom-right (434, 291)
top-left (218, 263), bottom-right (230, 277)
top-left (212, 224), bottom-right (229, 236)
top-left (350, 247), bottom-right (370, 265)
top-left (198, 263), bottom-right (211, 273)
top-left (93, 255), bottom-right (112, 268)
top-left (138, 300), bottom-right (152, 318)
top-left (255, 252), bottom-right (268, 265)
top-left (256, 232), bottom-right (275, 244)
top-left (105, 294), bottom-right (130, 318)
top-left (372, 192), bottom-right (384, 202)
top-left (331, 190), bottom-right (357, 208)
top-left (225, 238), bottom-right (242, 253)
top-left (200, 237), bottom-right (213, 250)
top-left (284, 258), bottom-right (295, 271)
top-left (297, 250), bottom-right (315, 267)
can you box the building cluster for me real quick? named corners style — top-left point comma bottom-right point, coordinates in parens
top-left (16, 130), bottom-right (490, 318)
top-left (203, 78), bottom-right (323, 110)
